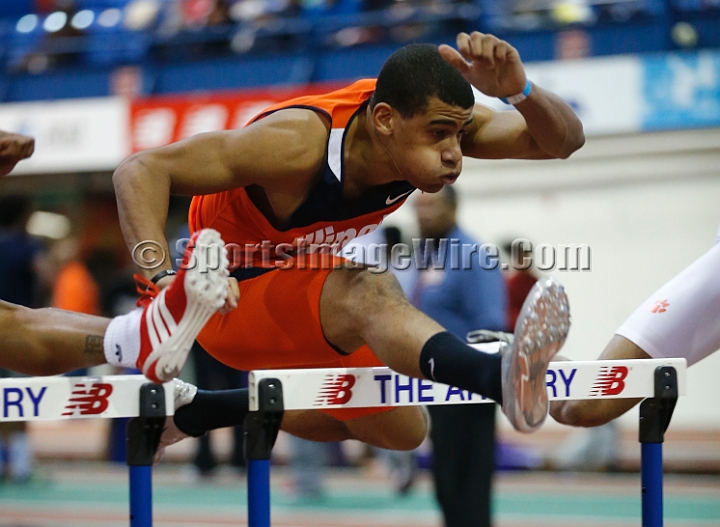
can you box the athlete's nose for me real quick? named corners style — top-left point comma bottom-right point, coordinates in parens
top-left (441, 140), bottom-right (462, 168)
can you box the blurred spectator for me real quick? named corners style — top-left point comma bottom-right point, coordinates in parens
top-left (191, 344), bottom-right (247, 477)
top-left (50, 236), bottom-right (101, 317)
top-left (0, 195), bottom-right (43, 483)
top-left (413, 187), bottom-right (506, 527)
top-left (286, 435), bottom-right (329, 499)
top-left (500, 238), bottom-right (539, 331)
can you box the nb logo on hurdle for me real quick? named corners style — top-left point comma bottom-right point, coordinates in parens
top-left (62, 383), bottom-right (114, 416)
top-left (590, 366), bottom-right (629, 396)
top-left (314, 374), bottom-right (356, 406)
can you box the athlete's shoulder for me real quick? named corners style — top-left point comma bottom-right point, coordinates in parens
top-left (239, 108), bottom-right (328, 175)
top-left (251, 79), bottom-right (377, 127)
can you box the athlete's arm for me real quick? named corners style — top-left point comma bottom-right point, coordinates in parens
top-left (550, 335), bottom-right (649, 427)
top-left (113, 109), bottom-right (328, 278)
top-left (0, 131), bottom-right (35, 177)
top-left (440, 32), bottom-right (585, 160)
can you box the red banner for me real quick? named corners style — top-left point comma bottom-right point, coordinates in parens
top-left (129, 83), bottom-right (344, 153)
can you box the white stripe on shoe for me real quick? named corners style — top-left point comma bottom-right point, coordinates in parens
top-left (140, 228), bottom-right (230, 382)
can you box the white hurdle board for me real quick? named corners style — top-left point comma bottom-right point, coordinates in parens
top-left (0, 375), bottom-right (175, 422)
top-left (0, 358), bottom-right (688, 421)
top-left (249, 358), bottom-right (687, 411)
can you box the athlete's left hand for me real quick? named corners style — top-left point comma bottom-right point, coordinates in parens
top-left (439, 32), bottom-right (527, 100)
top-left (219, 277), bottom-right (240, 315)
top-left (0, 131), bottom-right (35, 177)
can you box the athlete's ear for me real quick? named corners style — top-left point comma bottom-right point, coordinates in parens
top-left (372, 102), bottom-right (395, 137)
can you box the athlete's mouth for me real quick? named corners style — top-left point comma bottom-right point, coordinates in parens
top-left (441, 173), bottom-right (460, 184)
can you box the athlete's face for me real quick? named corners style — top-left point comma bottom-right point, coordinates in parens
top-left (387, 97), bottom-right (474, 193)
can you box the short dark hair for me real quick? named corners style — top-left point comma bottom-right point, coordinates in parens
top-left (382, 226), bottom-right (402, 246)
top-left (0, 195), bottom-right (31, 229)
top-left (371, 43), bottom-right (474, 118)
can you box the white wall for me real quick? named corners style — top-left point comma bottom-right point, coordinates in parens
top-left (386, 128), bottom-right (720, 430)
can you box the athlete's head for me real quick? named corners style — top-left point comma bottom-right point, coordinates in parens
top-left (371, 44), bottom-right (474, 118)
top-left (0, 195), bottom-right (31, 230)
top-left (370, 44), bottom-right (476, 193)
top-left (415, 185), bottom-right (457, 240)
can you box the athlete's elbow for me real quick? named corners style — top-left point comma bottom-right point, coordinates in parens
top-left (554, 128), bottom-right (585, 160)
top-left (113, 153), bottom-right (167, 194)
top-left (565, 123), bottom-right (586, 156)
top-left (113, 153), bottom-right (143, 190)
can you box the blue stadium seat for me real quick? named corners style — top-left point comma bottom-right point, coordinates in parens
top-left (7, 14), bottom-right (44, 70)
top-left (6, 68), bottom-right (112, 100)
top-left (313, 44), bottom-right (398, 82)
top-left (0, 1), bottom-right (34, 19)
top-left (85, 9), bottom-right (151, 65)
top-left (154, 54), bottom-right (314, 93)
top-left (77, 0), bottom-right (133, 9)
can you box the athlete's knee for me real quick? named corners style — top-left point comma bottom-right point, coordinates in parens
top-left (338, 268), bottom-right (407, 323)
top-left (550, 400), bottom-right (612, 428)
top-left (390, 408), bottom-right (428, 450)
top-left (0, 300), bottom-right (24, 330)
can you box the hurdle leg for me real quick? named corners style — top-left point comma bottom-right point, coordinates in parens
top-left (127, 384), bottom-right (167, 527)
top-left (245, 378), bottom-right (284, 527)
top-left (639, 366), bottom-right (678, 527)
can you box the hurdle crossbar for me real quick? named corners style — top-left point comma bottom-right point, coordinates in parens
top-left (248, 358), bottom-right (687, 411)
top-left (0, 374), bottom-right (176, 422)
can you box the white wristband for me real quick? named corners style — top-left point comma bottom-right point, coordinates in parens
top-left (500, 80), bottom-right (532, 106)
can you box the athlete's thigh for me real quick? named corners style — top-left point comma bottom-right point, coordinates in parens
top-left (197, 266), bottom-right (344, 371)
top-left (343, 405), bottom-right (428, 451)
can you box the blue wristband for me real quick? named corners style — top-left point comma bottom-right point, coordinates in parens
top-left (500, 80), bottom-right (532, 105)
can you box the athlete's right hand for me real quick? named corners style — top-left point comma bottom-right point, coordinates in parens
top-left (0, 131), bottom-right (35, 177)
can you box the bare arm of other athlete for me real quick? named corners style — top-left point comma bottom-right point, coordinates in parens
top-left (549, 335), bottom-right (650, 427)
top-left (0, 130), bottom-right (35, 177)
top-left (113, 108), bottom-right (328, 281)
top-left (440, 32), bottom-right (585, 160)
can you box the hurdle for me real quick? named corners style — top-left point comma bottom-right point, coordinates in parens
top-left (248, 357), bottom-right (686, 527)
top-left (0, 357), bottom-right (686, 527)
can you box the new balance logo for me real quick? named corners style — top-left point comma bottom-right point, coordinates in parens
top-left (62, 383), bottom-right (114, 416)
top-left (590, 366), bottom-right (629, 396)
top-left (314, 374), bottom-right (356, 406)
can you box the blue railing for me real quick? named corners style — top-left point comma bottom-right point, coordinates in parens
top-left (0, 0), bottom-right (716, 102)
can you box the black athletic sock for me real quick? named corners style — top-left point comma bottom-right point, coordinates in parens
top-left (173, 388), bottom-right (250, 437)
top-left (419, 331), bottom-right (503, 404)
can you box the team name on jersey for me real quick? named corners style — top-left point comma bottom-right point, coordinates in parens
top-left (292, 220), bottom-right (383, 255)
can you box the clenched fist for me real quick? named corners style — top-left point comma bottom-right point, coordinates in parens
top-left (0, 131), bottom-right (35, 177)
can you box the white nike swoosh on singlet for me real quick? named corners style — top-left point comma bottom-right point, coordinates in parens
top-left (386, 190), bottom-right (413, 205)
top-left (428, 358), bottom-right (436, 381)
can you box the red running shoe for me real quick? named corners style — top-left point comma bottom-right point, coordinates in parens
top-left (137, 228), bottom-right (229, 383)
